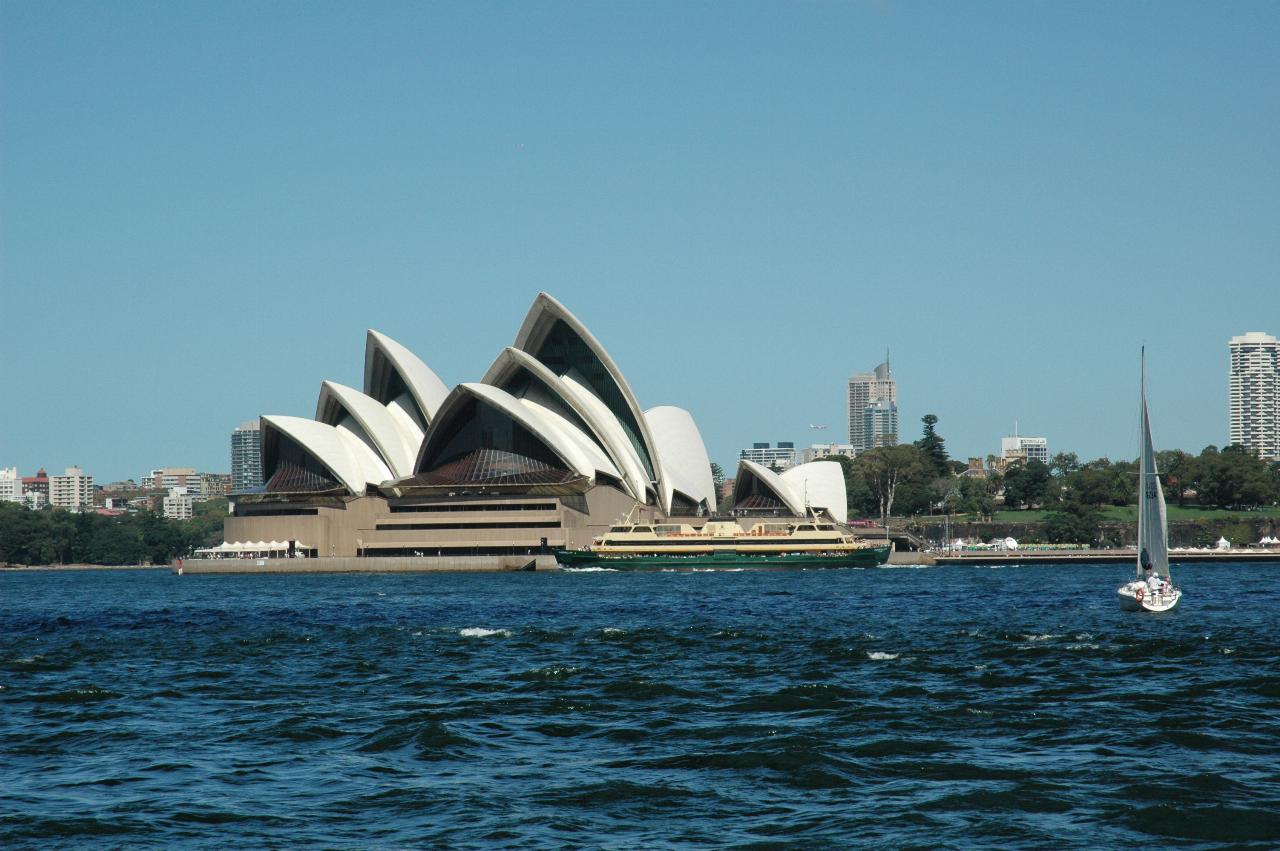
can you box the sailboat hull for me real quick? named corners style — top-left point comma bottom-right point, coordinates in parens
top-left (1117, 581), bottom-right (1182, 613)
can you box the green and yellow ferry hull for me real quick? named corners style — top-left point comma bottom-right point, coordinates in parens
top-left (554, 546), bottom-right (891, 570)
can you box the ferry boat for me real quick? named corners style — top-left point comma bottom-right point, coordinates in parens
top-left (554, 518), bottom-right (891, 570)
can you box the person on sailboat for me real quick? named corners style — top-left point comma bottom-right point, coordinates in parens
top-left (1141, 550), bottom-right (1163, 595)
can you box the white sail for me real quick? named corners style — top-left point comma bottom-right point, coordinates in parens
top-left (1136, 350), bottom-right (1170, 580)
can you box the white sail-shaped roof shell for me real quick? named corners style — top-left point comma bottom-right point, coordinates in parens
top-left (261, 415), bottom-right (392, 496)
top-left (732, 459), bottom-right (848, 524)
top-left (363, 330), bottom-right (449, 434)
top-left (780, 462), bottom-right (848, 525)
top-left (735, 459), bottom-right (807, 516)
top-left (645, 406), bottom-right (715, 514)
top-left (481, 347), bottom-right (648, 500)
top-left (315, 381), bottom-right (419, 479)
top-left (415, 383), bottom-right (614, 482)
top-left (511, 292), bottom-right (665, 504)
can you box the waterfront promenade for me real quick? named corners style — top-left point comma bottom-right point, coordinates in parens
top-left (925, 548), bottom-right (1280, 566)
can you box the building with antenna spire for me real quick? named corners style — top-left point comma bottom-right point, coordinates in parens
top-left (1001, 423), bottom-right (1049, 466)
top-left (847, 354), bottom-right (897, 451)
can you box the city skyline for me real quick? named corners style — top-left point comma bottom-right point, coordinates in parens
top-left (2, 3), bottom-right (1277, 483)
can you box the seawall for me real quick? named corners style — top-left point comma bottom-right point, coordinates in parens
top-left (175, 554), bottom-right (558, 574)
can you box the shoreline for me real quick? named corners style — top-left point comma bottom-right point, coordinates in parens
top-left (5, 549), bottom-right (1279, 573)
top-left (1, 563), bottom-right (167, 572)
top-left (927, 548), bottom-right (1280, 566)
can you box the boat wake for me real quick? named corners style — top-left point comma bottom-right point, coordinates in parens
top-left (458, 627), bottom-right (511, 638)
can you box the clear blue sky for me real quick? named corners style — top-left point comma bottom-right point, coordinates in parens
top-left (2, 1), bottom-right (1276, 483)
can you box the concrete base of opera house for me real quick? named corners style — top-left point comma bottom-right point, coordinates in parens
top-left (173, 554), bottom-right (560, 574)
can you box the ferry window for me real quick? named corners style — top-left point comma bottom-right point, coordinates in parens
top-left (818, 525), bottom-right (836, 531)
top-left (655, 525), bottom-right (680, 534)
top-left (609, 526), bottom-right (629, 532)
top-left (797, 525), bottom-right (816, 531)
top-left (632, 526), bottom-right (653, 533)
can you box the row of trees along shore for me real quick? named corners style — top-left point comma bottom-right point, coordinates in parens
top-left (722, 415), bottom-right (1280, 546)
top-left (0, 499), bottom-right (225, 567)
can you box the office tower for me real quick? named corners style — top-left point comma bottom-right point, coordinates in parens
top-left (1229, 332), bottom-right (1279, 459)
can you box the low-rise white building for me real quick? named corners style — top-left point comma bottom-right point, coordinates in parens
top-left (739, 442), bottom-right (796, 470)
top-left (163, 487), bottom-right (193, 520)
top-left (144, 467), bottom-right (203, 498)
top-left (799, 444), bottom-right (858, 464)
top-left (0, 467), bottom-right (21, 503)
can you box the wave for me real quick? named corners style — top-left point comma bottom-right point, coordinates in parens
top-left (866, 651), bottom-right (900, 660)
top-left (458, 627), bottom-right (510, 638)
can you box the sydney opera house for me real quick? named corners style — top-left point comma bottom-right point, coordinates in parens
top-left (220, 293), bottom-right (847, 564)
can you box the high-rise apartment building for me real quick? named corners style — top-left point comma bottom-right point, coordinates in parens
top-left (1229, 332), bottom-right (1279, 460)
top-left (49, 466), bottom-right (94, 510)
top-left (848, 360), bottom-right (897, 451)
top-left (231, 419), bottom-right (263, 493)
top-left (862, 399), bottom-right (899, 450)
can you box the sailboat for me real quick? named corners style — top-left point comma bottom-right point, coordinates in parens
top-left (1117, 348), bottom-right (1182, 612)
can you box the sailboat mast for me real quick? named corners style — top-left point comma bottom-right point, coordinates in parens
top-left (1136, 347), bottom-right (1146, 579)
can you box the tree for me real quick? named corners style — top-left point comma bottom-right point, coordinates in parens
top-left (1002, 459), bottom-right (1051, 509)
top-left (1155, 449), bottom-right (1194, 506)
top-left (854, 444), bottom-right (930, 528)
top-left (1063, 459), bottom-right (1130, 507)
top-left (1043, 500), bottom-right (1103, 544)
top-left (1196, 445), bottom-right (1280, 509)
top-left (914, 414), bottom-right (950, 477)
top-left (709, 462), bottom-right (724, 487)
top-left (1049, 452), bottom-right (1080, 477)
top-left (958, 475), bottom-right (996, 519)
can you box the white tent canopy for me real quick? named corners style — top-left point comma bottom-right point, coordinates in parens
top-left (194, 540), bottom-right (312, 556)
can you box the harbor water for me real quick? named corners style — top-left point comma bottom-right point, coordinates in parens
top-left (3, 562), bottom-right (1279, 848)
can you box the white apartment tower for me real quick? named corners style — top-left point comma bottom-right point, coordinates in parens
top-left (49, 466), bottom-right (94, 510)
top-left (848, 359), bottom-right (897, 451)
top-left (231, 420), bottom-right (264, 493)
top-left (1229, 331), bottom-right (1279, 460)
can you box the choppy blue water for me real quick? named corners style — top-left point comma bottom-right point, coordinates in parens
top-left (3, 562), bottom-right (1280, 849)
